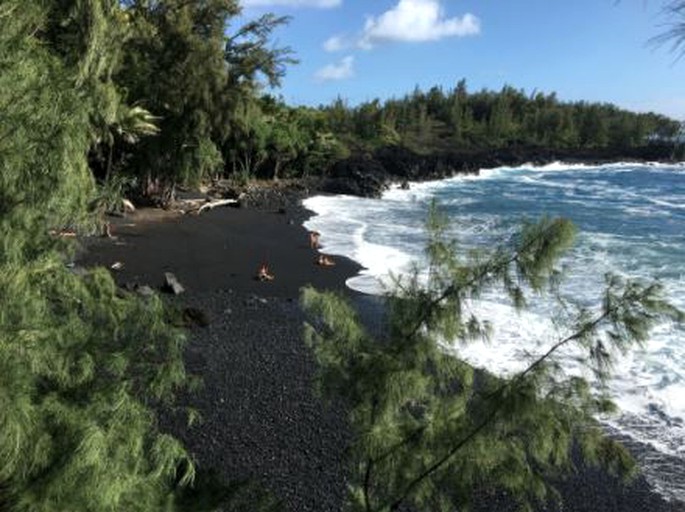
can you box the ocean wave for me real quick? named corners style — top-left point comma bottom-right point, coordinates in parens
top-left (381, 162), bottom-right (685, 206)
top-left (524, 161), bottom-right (685, 173)
top-left (646, 195), bottom-right (685, 210)
top-left (303, 164), bottom-right (685, 500)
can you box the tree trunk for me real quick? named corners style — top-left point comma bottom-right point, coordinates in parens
top-left (104, 143), bottom-right (114, 183)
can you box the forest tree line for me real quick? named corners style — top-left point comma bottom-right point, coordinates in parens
top-left (318, 81), bottom-right (681, 154)
top-left (6, 0), bottom-right (677, 202)
top-left (226, 83), bottom-right (683, 182)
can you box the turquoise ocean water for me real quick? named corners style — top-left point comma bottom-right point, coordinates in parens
top-left (304, 162), bottom-right (685, 501)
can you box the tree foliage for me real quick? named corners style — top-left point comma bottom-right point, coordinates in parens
top-left (653, 0), bottom-right (685, 57)
top-left (18, 1), bottom-right (677, 195)
top-left (0, 3), bottom-right (199, 510)
top-left (0, 1), bottom-right (94, 246)
top-left (302, 206), bottom-right (683, 512)
top-left (315, 81), bottom-right (680, 154)
top-left (1, 2), bottom-right (298, 508)
top-left (114, 0), bottom-right (295, 195)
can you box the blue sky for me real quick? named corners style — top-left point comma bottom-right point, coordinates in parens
top-left (238, 0), bottom-right (685, 119)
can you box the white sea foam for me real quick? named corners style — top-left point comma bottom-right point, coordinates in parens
top-left (380, 161), bottom-right (685, 200)
top-left (303, 195), bottom-right (418, 295)
top-left (646, 196), bottom-right (685, 210)
top-left (303, 163), bottom-right (685, 501)
top-left (524, 160), bottom-right (685, 172)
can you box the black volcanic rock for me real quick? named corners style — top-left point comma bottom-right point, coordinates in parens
top-left (316, 143), bottom-right (678, 198)
top-left (322, 155), bottom-right (390, 197)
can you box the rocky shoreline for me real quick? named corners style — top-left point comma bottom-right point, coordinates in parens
top-left (184, 144), bottom-right (681, 210)
top-left (317, 144), bottom-right (680, 197)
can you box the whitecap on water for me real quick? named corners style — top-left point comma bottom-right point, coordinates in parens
top-left (303, 162), bottom-right (685, 501)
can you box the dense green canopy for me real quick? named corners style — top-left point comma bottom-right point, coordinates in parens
top-left (0, 2), bottom-right (190, 510)
top-left (317, 80), bottom-right (681, 154)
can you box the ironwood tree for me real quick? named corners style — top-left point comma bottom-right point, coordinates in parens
top-left (0, 3), bottom-right (196, 510)
top-left (302, 206), bottom-right (682, 512)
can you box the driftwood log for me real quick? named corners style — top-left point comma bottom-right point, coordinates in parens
top-left (176, 198), bottom-right (238, 215)
top-left (196, 198), bottom-right (237, 214)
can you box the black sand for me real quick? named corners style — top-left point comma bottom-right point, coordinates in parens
top-left (78, 204), bottom-right (684, 512)
top-left (80, 206), bottom-right (361, 298)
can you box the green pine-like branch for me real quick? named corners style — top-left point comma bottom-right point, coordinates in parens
top-left (302, 206), bottom-right (683, 512)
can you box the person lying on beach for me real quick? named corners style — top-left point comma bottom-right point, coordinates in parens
top-left (316, 254), bottom-right (335, 267)
top-left (256, 263), bottom-right (275, 281)
top-left (309, 231), bottom-right (320, 249)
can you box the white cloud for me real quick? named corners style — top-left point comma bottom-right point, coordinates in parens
top-left (242, 0), bottom-right (341, 8)
top-left (323, 35), bottom-right (347, 52)
top-left (359, 0), bottom-right (480, 48)
top-left (314, 55), bottom-right (355, 82)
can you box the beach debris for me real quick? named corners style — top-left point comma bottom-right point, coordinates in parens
top-left (110, 261), bottom-right (124, 271)
top-left (235, 192), bottom-right (246, 208)
top-left (122, 198), bottom-right (136, 214)
top-left (103, 221), bottom-right (113, 238)
top-left (196, 198), bottom-right (238, 215)
top-left (162, 272), bottom-right (185, 295)
top-left (175, 197), bottom-right (239, 215)
top-left (48, 229), bottom-right (77, 238)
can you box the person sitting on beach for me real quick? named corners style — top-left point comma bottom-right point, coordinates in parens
top-left (256, 263), bottom-right (274, 281)
top-left (309, 230), bottom-right (321, 249)
top-left (316, 254), bottom-right (335, 267)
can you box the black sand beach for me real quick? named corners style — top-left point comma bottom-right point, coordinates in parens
top-left (78, 202), bottom-right (684, 512)
top-left (79, 204), bottom-right (359, 511)
top-left (80, 205), bottom-right (361, 299)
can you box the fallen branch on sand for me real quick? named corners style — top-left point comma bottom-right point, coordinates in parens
top-left (196, 198), bottom-right (237, 214)
top-left (175, 198), bottom-right (238, 215)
